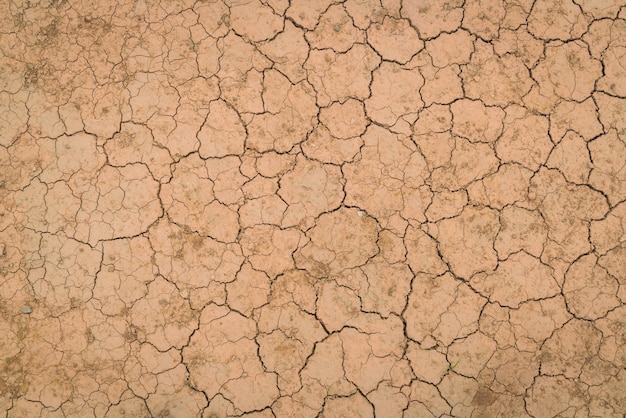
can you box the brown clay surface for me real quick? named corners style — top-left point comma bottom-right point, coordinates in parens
top-left (1, 0), bottom-right (626, 417)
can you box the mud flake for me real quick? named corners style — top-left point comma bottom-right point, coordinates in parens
top-left (588, 370), bottom-right (626, 417)
top-left (447, 332), bottom-right (497, 378)
top-left (301, 333), bottom-right (353, 398)
top-left (229, 0), bottom-right (283, 42)
top-left (149, 219), bottom-right (244, 289)
top-left (160, 154), bottom-right (240, 242)
top-left (531, 168), bottom-right (609, 267)
top-left (468, 164), bottom-right (534, 210)
top-left (319, 98), bottom-right (367, 139)
top-left (405, 226), bottom-right (447, 276)
top-left (588, 130), bottom-right (626, 205)
top-left (430, 135), bottom-right (499, 191)
top-left (258, 21), bottom-right (308, 83)
top-left (367, 62), bottom-right (424, 127)
top-left (339, 317), bottom-right (405, 392)
top-left (402, 0), bottom-right (464, 39)
top-left (278, 154), bottom-right (344, 228)
top-left (145, 366), bottom-right (208, 417)
top-left (438, 373), bottom-right (481, 416)
top-left (596, 25), bottom-right (626, 96)
top-left (106, 122), bottom-right (172, 181)
top-left (368, 383), bottom-right (409, 418)
top-left (221, 373), bottom-right (279, 413)
top-left (591, 202), bottom-right (626, 255)
top-left (533, 41), bottom-right (602, 103)
top-left (595, 306), bottom-right (626, 368)
top-left (426, 189), bottom-right (467, 222)
top-left (462, 0), bottom-right (505, 41)
top-left (302, 125), bottom-right (364, 164)
top-left (412, 131), bottom-right (455, 169)
top-left (493, 27), bottom-right (544, 68)
top-left (226, 263), bottom-right (270, 317)
top-left (420, 64), bottom-right (464, 106)
top-left (128, 72), bottom-right (179, 123)
top-left (320, 392), bottom-right (374, 418)
top-left (239, 194), bottom-right (287, 228)
top-left (471, 252), bottom-right (559, 308)
top-left (195, 1), bottom-right (230, 38)
top-left (184, 306), bottom-right (278, 410)
top-left (367, 16), bottom-right (423, 63)
top-left (93, 237), bottom-right (154, 316)
top-left (527, 0), bottom-right (589, 41)
top-left (305, 44), bottom-right (380, 107)
top-left (305, 4), bottom-right (362, 53)
top-left (485, 347), bottom-right (539, 395)
top-left (246, 73), bottom-right (317, 153)
top-left (359, 256), bottom-right (412, 316)
top-left (541, 319), bottom-right (602, 379)
top-left (104, 397), bottom-right (150, 417)
top-left (550, 98), bottom-right (603, 142)
top-left (494, 205), bottom-right (547, 259)
top-left (198, 100), bottom-right (246, 158)
top-left (130, 276), bottom-right (198, 351)
top-left (79, 164), bottom-right (161, 245)
top-left (295, 208), bottom-right (378, 276)
top-left (461, 40), bottom-right (533, 106)
top-left (344, 125), bottom-right (422, 219)
top-left (316, 280), bottom-right (360, 332)
top-left (405, 272), bottom-right (486, 345)
top-left (241, 225), bottom-right (303, 278)
top-left (496, 108), bottom-right (553, 171)
top-left (599, 244), bottom-right (626, 304)
top-left (547, 131), bottom-right (593, 184)
top-left (220, 69), bottom-right (265, 116)
top-left (406, 342), bottom-right (448, 384)
top-left (286, 0), bottom-right (335, 30)
top-left (406, 380), bottom-right (452, 417)
top-left (563, 254), bottom-right (621, 320)
top-left (436, 206), bottom-right (500, 278)
top-left (451, 99), bottom-right (504, 144)
top-left (595, 92), bottom-right (626, 136)
top-left (0, 90), bottom-right (28, 147)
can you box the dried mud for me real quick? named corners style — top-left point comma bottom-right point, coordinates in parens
top-left (1, 0), bottom-right (626, 417)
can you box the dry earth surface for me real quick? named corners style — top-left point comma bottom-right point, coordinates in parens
top-left (1, 0), bottom-right (626, 416)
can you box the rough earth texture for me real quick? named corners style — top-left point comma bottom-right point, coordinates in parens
top-left (1, 0), bottom-right (626, 417)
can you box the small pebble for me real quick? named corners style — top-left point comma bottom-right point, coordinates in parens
top-left (334, 25), bottom-right (340, 32)
top-left (21, 306), bottom-right (32, 314)
top-left (357, 211), bottom-right (363, 217)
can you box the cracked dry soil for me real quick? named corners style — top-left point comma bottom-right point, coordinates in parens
top-left (1, 0), bottom-right (626, 417)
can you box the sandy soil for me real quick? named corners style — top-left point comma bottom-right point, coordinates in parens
top-left (1, 0), bottom-right (626, 416)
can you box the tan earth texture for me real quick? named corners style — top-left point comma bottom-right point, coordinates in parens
top-left (1, 0), bottom-right (626, 417)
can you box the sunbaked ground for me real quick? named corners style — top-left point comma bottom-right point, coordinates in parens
top-left (1, 0), bottom-right (626, 417)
